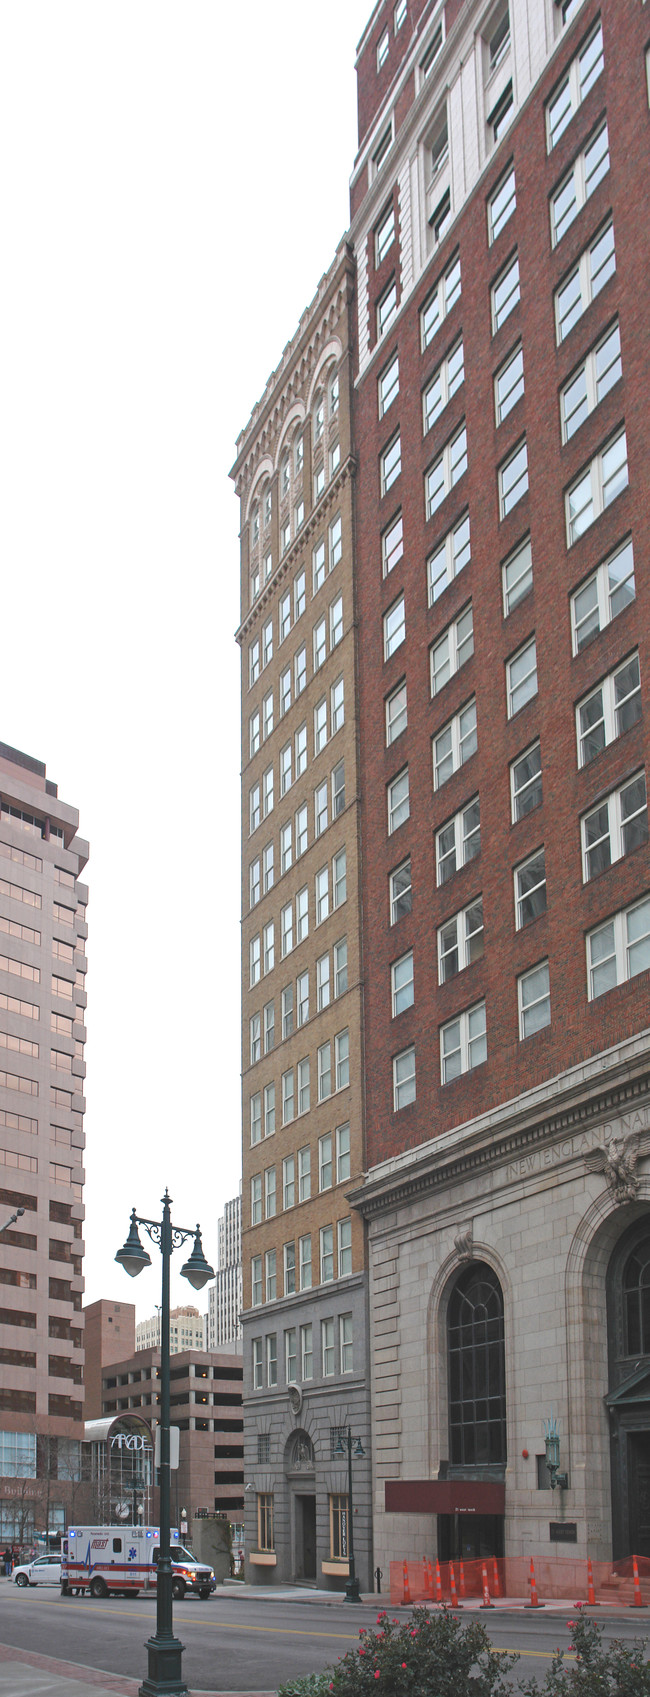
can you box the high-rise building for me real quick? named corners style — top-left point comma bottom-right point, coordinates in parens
top-left (206, 1189), bottom-right (243, 1352)
top-left (135, 1305), bottom-right (205, 1355)
top-left (232, 246), bottom-right (372, 1588)
top-left (83, 1299), bottom-right (135, 1421)
top-left (97, 1344), bottom-right (244, 1521)
top-left (0, 740), bottom-right (88, 1546)
top-left (235, 0), bottom-right (650, 1586)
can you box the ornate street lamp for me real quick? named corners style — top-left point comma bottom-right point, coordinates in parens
top-left (335, 1426), bottom-right (365, 1602)
top-left (116, 1190), bottom-right (214, 1697)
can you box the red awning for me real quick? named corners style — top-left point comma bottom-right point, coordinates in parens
top-left (385, 1479), bottom-right (505, 1516)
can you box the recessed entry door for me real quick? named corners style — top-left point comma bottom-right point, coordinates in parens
top-left (628, 1434), bottom-right (650, 1558)
top-left (296, 1493), bottom-right (317, 1580)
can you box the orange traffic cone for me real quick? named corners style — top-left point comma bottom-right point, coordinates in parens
top-left (492, 1557), bottom-right (501, 1598)
top-left (459, 1559), bottom-right (466, 1600)
top-left (480, 1562), bottom-right (494, 1608)
top-left (435, 1557), bottom-right (443, 1604)
top-left (450, 1560), bottom-right (461, 1608)
top-left (631, 1554), bottom-right (643, 1608)
top-left (525, 1556), bottom-right (544, 1608)
top-left (402, 1560), bottom-right (411, 1605)
top-left (423, 1558), bottom-right (433, 1599)
top-left (587, 1558), bottom-right (599, 1606)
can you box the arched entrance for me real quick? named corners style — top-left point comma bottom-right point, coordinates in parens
top-left (284, 1431), bottom-right (316, 1582)
top-left (607, 1217), bottom-right (650, 1557)
top-left (439, 1261), bottom-right (506, 1561)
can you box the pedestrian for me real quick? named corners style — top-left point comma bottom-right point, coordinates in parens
top-left (3, 1547), bottom-right (12, 1577)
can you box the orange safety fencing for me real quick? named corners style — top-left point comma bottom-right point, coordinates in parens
top-left (389, 1554), bottom-right (650, 1605)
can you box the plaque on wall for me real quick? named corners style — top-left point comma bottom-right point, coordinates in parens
top-left (549, 1522), bottom-right (577, 1543)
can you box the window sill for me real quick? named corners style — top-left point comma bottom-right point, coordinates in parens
top-left (322, 1559), bottom-right (349, 1576)
top-left (249, 1550), bottom-right (277, 1566)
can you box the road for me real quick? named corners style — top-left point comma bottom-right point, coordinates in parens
top-left (0, 1587), bottom-right (649, 1693)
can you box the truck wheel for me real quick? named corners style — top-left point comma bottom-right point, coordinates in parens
top-left (89, 1576), bottom-right (108, 1599)
top-left (198, 1588), bottom-right (211, 1600)
top-left (171, 1578), bottom-right (185, 1601)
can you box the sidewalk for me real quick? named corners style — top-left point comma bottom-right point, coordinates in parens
top-left (0, 1642), bottom-right (274, 1697)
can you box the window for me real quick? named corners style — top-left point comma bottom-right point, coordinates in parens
top-left (263, 766), bottom-right (274, 817)
top-left (491, 251), bottom-right (520, 334)
top-left (250, 1013), bottom-right (261, 1065)
top-left (313, 618), bottom-right (327, 672)
top-left (263, 920), bottom-right (274, 974)
top-left (315, 867), bottom-right (329, 928)
top-left (571, 538), bottom-right (635, 655)
top-left (551, 122), bottom-right (609, 246)
top-left (510, 742), bottom-right (542, 822)
top-left (381, 433), bottom-right (401, 495)
top-left (421, 253), bottom-right (461, 351)
top-left (250, 1092), bottom-right (262, 1148)
top-left (251, 1257), bottom-right (262, 1307)
top-left (488, 164), bottom-right (516, 243)
top-left (266, 1334), bottom-right (277, 1386)
top-left (332, 762), bottom-right (345, 819)
top-left (376, 203), bottom-right (395, 266)
top-left (296, 802), bottom-right (308, 856)
top-left (283, 1155), bottom-right (295, 1211)
top-left (377, 281), bottom-right (397, 339)
top-left (250, 935), bottom-right (261, 988)
top-left (377, 26), bottom-right (389, 68)
top-left (282, 1070), bottom-right (294, 1126)
top-left (318, 1040), bottom-right (331, 1101)
top-left (329, 442), bottom-right (340, 480)
top-left (264, 1002), bottom-right (275, 1054)
top-left (296, 968), bottom-right (309, 1025)
top-left (433, 699), bottom-right (477, 788)
top-left (338, 1218), bottom-right (352, 1278)
top-left (392, 949), bottom-right (414, 1015)
top-left (487, 5), bottom-right (510, 70)
top-left (431, 604), bottom-right (474, 695)
top-left (395, 0), bottom-right (407, 27)
top-left (279, 667), bottom-right (291, 719)
top-left (340, 1313), bottom-right (353, 1373)
top-left (317, 953), bottom-right (330, 1011)
top-left (319, 1133), bottom-right (333, 1192)
top-left (320, 1226), bottom-right (334, 1284)
top-left (587, 896), bottom-right (650, 1000)
top-left (335, 1028), bottom-right (349, 1091)
top-left (425, 424), bottom-right (467, 519)
top-left (495, 344), bottom-right (524, 424)
top-left (265, 1166), bottom-right (276, 1218)
top-left (249, 638), bottom-right (260, 688)
top-left (566, 430), bottom-right (628, 545)
top-left (330, 594), bottom-right (343, 648)
top-left (257, 1493), bottom-right (274, 1551)
top-left (582, 773), bottom-right (648, 881)
top-left (420, 20), bottom-right (443, 78)
top-left (294, 570), bottom-right (306, 621)
top-left (262, 619), bottom-right (273, 669)
top-left (281, 985), bottom-right (294, 1044)
top-left (388, 767), bottom-right (410, 833)
top-left (251, 1174), bottom-right (262, 1226)
top-left (499, 438), bottom-right (528, 517)
top-left (430, 194), bottom-right (451, 246)
top-left (297, 1056), bottom-right (310, 1115)
top-left (448, 1263), bottom-right (506, 1465)
top-left (293, 723), bottom-right (307, 779)
top-left (562, 321), bottom-right (622, 443)
top-left (265, 1250), bottom-right (277, 1303)
top-left (428, 108), bottom-right (449, 181)
top-left (281, 903), bottom-right (293, 960)
top-left (384, 595), bottom-right (405, 659)
top-left (441, 1001), bottom-right (487, 1082)
top-left (555, 220), bottom-right (615, 344)
top-left (298, 1146), bottom-right (311, 1203)
top-left (314, 698), bottom-right (327, 757)
top-left (263, 548), bottom-right (272, 582)
top-left (489, 81), bottom-right (514, 144)
top-left (382, 511), bottom-right (403, 577)
top-left (322, 1318), bottom-right (335, 1375)
top-left (336, 1122), bottom-right (351, 1184)
top-left (281, 518), bottom-right (291, 555)
top-left (549, 27), bottom-right (603, 150)
top-left (331, 676), bottom-right (345, 735)
top-left (250, 565), bottom-right (260, 605)
top-left (280, 743), bottom-right (292, 796)
top-left (378, 356), bottom-right (400, 428)
top-left (250, 859), bottom-right (261, 909)
top-left (390, 857), bottom-right (412, 922)
top-left (386, 680), bottom-right (407, 745)
top-left (301, 1322), bottom-right (313, 1377)
top-left (507, 636), bottom-right (537, 717)
top-left (295, 644), bottom-right (307, 696)
top-left (435, 797), bottom-right (480, 887)
top-left (263, 842), bottom-right (274, 893)
top-left (330, 515), bottom-right (343, 570)
top-left (250, 784), bottom-right (261, 836)
top-left (515, 848), bottom-right (547, 927)
top-left (393, 1045), bottom-right (415, 1109)
top-left (285, 1325), bottom-right (297, 1377)
top-left (333, 848), bottom-right (347, 908)
top-left (423, 340), bottom-right (465, 434)
top-left (580, 651), bottom-right (641, 767)
top-left (280, 823), bottom-right (292, 878)
top-left (438, 899), bottom-right (484, 982)
top-left (249, 710), bottom-right (260, 758)
top-left (502, 535), bottom-right (532, 614)
top-left (264, 1081), bottom-right (276, 1137)
top-left (252, 1336), bottom-right (262, 1387)
top-left (518, 960), bottom-right (551, 1039)
top-left (428, 511), bottom-right (471, 604)
top-left (299, 1237), bottom-right (312, 1292)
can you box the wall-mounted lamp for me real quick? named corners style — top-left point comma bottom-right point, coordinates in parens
top-left (544, 1415), bottom-right (568, 1490)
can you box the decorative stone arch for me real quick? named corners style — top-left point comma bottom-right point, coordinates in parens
top-left (283, 1428), bottom-right (315, 1472)
top-left (275, 402), bottom-right (307, 474)
top-left (244, 454), bottom-right (274, 525)
top-left (306, 337), bottom-right (343, 415)
top-left (426, 1239), bottom-right (516, 1480)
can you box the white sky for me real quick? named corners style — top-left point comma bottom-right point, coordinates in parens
top-left (0, 1), bottom-right (372, 1320)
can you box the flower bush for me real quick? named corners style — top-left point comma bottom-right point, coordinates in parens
top-left (322, 1607), bottom-right (517, 1697)
top-left (519, 1610), bottom-right (650, 1697)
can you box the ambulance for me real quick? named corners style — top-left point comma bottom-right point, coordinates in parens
top-left (61, 1526), bottom-right (216, 1599)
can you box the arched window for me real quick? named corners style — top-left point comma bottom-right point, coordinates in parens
top-left (329, 368), bottom-right (340, 416)
top-left (623, 1240), bottom-right (650, 1357)
top-left (251, 503), bottom-right (259, 546)
top-left (263, 483), bottom-right (272, 529)
top-left (447, 1261), bottom-right (506, 1467)
top-left (281, 455), bottom-right (290, 499)
top-left (313, 392), bottom-right (324, 445)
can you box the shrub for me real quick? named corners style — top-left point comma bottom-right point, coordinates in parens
top-left (520, 1610), bottom-right (650, 1696)
top-left (277, 1675), bottom-right (333, 1697)
top-left (324, 1607), bottom-right (518, 1697)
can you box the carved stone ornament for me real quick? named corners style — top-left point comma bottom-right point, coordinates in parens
top-left (586, 1131), bottom-right (640, 1203)
top-left (454, 1225), bottom-right (474, 1261)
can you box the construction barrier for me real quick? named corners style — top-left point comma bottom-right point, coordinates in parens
top-left (389, 1554), bottom-right (650, 1606)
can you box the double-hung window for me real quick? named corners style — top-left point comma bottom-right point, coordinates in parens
top-left (336, 1122), bottom-right (351, 1183)
top-left (294, 569), bottom-right (305, 620)
top-left (488, 165), bottom-right (516, 243)
top-left (423, 339), bottom-right (464, 433)
top-left (376, 202), bottom-right (395, 266)
top-left (338, 1218), bottom-right (352, 1277)
top-left (283, 1155), bottom-right (295, 1211)
top-left (433, 699), bottom-right (477, 788)
top-left (551, 122), bottom-right (609, 246)
top-left (514, 848), bottom-right (547, 928)
top-left (250, 935), bottom-right (261, 988)
top-left (582, 772), bottom-right (648, 882)
top-left (313, 618), bottom-right (327, 671)
top-left (250, 858), bottom-right (261, 909)
top-left (440, 1001), bottom-right (486, 1082)
top-left (566, 430), bottom-right (628, 545)
top-left (317, 953), bottom-right (330, 1011)
top-left (390, 857), bottom-right (412, 922)
top-left (322, 1318), bottom-right (335, 1374)
top-left (499, 438), bottom-right (528, 516)
top-left (279, 591), bottom-right (291, 643)
top-left (264, 1002), bottom-right (274, 1054)
top-left (386, 680), bottom-right (407, 744)
top-left (281, 984), bottom-right (294, 1041)
top-left (330, 594), bottom-right (343, 648)
top-left (298, 1146), bottom-right (311, 1203)
top-left (495, 344), bottom-right (524, 423)
top-left (379, 353), bottom-right (399, 417)
top-left (263, 920), bottom-right (274, 974)
top-left (297, 1057), bottom-right (310, 1115)
top-left (332, 761), bottom-right (345, 818)
top-left (315, 781), bottom-right (328, 837)
top-left (428, 512), bottom-right (470, 604)
top-left (382, 511), bottom-right (403, 576)
top-left (571, 538), bottom-right (635, 654)
top-left (250, 783), bottom-right (261, 835)
top-left (264, 1082), bottom-right (275, 1137)
top-left (391, 948), bottom-right (414, 1015)
top-left (430, 604), bottom-right (473, 695)
top-left (330, 514), bottom-right (342, 569)
top-left (587, 897), bottom-right (650, 1000)
top-left (333, 848), bottom-right (347, 908)
top-left (331, 677), bottom-right (345, 734)
top-left (393, 1045), bottom-right (415, 1108)
top-left (510, 742), bottom-right (542, 821)
top-left (263, 767), bottom-right (274, 817)
top-left (340, 1313), bottom-right (353, 1372)
top-left (296, 802), bottom-right (308, 856)
top-left (285, 1321), bottom-right (297, 1372)
top-left (282, 1069), bottom-right (295, 1126)
top-left (438, 898), bottom-right (484, 982)
top-left (319, 1133), bottom-right (332, 1192)
top-left (561, 321), bottom-right (622, 442)
top-left (576, 654), bottom-right (641, 766)
top-left (251, 1257), bottom-right (262, 1307)
top-left (281, 902), bottom-right (293, 959)
top-left (264, 1168), bottom-right (276, 1224)
top-left (426, 423), bottom-right (467, 518)
top-left (265, 1251), bottom-right (277, 1304)
top-left (313, 539), bottom-right (326, 594)
top-left (314, 698), bottom-right (327, 757)
top-left (335, 1028), bottom-right (349, 1091)
top-left (502, 535), bottom-right (532, 614)
top-left (507, 637), bottom-right (537, 717)
top-left (301, 1319), bottom-right (313, 1373)
top-left (250, 1092), bottom-right (261, 1145)
top-left (264, 843), bottom-right (274, 893)
top-left (334, 938), bottom-right (347, 997)
top-left (318, 1040), bottom-right (331, 1101)
top-left (320, 1226), bottom-right (334, 1284)
top-left (251, 1173), bottom-right (262, 1226)
top-left (491, 251), bottom-right (520, 333)
top-left (280, 743), bottom-right (292, 796)
top-left (281, 823), bottom-right (292, 877)
top-left (421, 252), bottom-right (461, 350)
top-left (384, 594), bottom-right (405, 658)
top-left (262, 619), bottom-right (273, 668)
top-left (296, 887), bottom-right (308, 943)
top-left (436, 796), bottom-right (480, 884)
top-left (315, 866), bottom-right (329, 925)
top-left (249, 638), bottom-right (260, 687)
top-left (250, 709), bottom-right (260, 757)
top-left (388, 767), bottom-right (410, 832)
top-left (377, 280), bottom-right (397, 338)
top-left (555, 220), bottom-right (615, 344)
top-left (518, 961), bottom-right (551, 1038)
top-left (546, 22), bottom-right (604, 151)
top-left (381, 434), bottom-right (402, 495)
top-left (295, 644), bottom-right (307, 696)
top-left (250, 1014), bottom-right (261, 1066)
top-left (279, 666), bottom-right (291, 717)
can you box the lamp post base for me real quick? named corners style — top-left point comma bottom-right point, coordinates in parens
top-left (344, 1576), bottom-right (362, 1602)
top-left (138, 1632), bottom-right (188, 1697)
